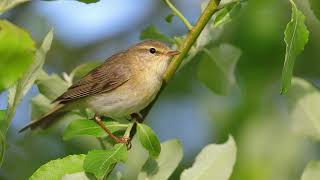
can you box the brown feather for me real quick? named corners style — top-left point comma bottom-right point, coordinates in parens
top-left (53, 52), bottom-right (133, 103)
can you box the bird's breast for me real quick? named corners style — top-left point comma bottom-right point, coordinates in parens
top-left (86, 71), bottom-right (162, 118)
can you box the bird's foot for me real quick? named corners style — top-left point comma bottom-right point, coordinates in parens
top-left (116, 136), bottom-right (132, 149)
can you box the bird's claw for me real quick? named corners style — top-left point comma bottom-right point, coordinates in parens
top-left (117, 136), bottom-right (132, 149)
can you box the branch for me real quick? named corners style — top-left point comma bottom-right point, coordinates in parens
top-left (163, 0), bottom-right (193, 30)
top-left (129, 0), bottom-right (219, 138)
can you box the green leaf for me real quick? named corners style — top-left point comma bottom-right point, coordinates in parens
top-left (137, 123), bottom-right (161, 158)
top-left (309, 0), bottom-right (320, 21)
top-left (36, 73), bottom-right (69, 101)
top-left (281, 0), bottom-right (309, 94)
top-left (30, 94), bottom-right (54, 120)
top-left (0, 20), bottom-right (36, 92)
top-left (197, 44), bottom-right (241, 95)
top-left (286, 78), bottom-right (320, 141)
top-left (1, 30), bottom-right (52, 166)
top-left (30, 154), bottom-right (86, 180)
top-left (61, 172), bottom-right (91, 180)
top-left (165, 14), bottom-right (175, 23)
top-left (138, 139), bottom-right (183, 180)
top-left (0, 0), bottom-right (29, 14)
top-left (140, 25), bottom-right (174, 44)
top-left (63, 119), bottom-right (128, 140)
top-left (84, 144), bottom-right (128, 179)
top-left (180, 136), bottom-right (237, 180)
top-left (214, 2), bottom-right (242, 27)
top-left (301, 161), bottom-right (320, 180)
top-left (70, 62), bottom-right (101, 82)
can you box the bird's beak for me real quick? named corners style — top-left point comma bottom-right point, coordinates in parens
top-left (166, 50), bottom-right (180, 57)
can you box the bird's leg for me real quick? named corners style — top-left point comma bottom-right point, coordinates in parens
top-left (130, 113), bottom-right (144, 123)
top-left (94, 114), bottom-right (130, 146)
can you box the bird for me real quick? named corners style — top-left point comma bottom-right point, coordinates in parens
top-left (19, 40), bottom-right (180, 144)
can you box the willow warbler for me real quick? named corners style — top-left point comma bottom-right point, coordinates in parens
top-left (20, 40), bottom-right (180, 143)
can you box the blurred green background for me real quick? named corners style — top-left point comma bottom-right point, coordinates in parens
top-left (1, 0), bottom-right (320, 179)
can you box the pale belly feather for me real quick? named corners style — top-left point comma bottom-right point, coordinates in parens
top-left (86, 73), bottom-right (162, 118)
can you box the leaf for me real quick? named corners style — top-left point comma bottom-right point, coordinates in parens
top-left (70, 62), bottom-right (101, 82)
top-left (180, 136), bottom-right (237, 180)
top-left (197, 44), bottom-right (241, 95)
top-left (140, 25), bottom-right (174, 44)
top-left (165, 14), bottom-right (175, 23)
top-left (0, 0), bottom-right (29, 14)
top-left (281, 0), bottom-right (309, 94)
top-left (214, 2), bottom-right (242, 27)
top-left (137, 123), bottom-right (161, 158)
top-left (30, 94), bottom-right (54, 120)
top-left (36, 73), bottom-right (69, 101)
top-left (63, 119), bottom-right (128, 140)
top-left (1, 30), bottom-right (53, 166)
top-left (84, 144), bottom-right (128, 179)
top-left (301, 161), bottom-right (320, 180)
top-left (76, 0), bottom-right (99, 4)
top-left (30, 154), bottom-right (86, 180)
top-left (309, 0), bottom-right (320, 21)
top-left (286, 78), bottom-right (320, 141)
top-left (0, 20), bottom-right (36, 92)
top-left (62, 172), bottom-right (90, 180)
top-left (138, 139), bottom-right (183, 180)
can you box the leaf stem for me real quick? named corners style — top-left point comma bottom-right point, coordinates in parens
top-left (163, 0), bottom-right (193, 30)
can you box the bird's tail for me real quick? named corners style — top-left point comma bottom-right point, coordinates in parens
top-left (19, 104), bottom-right (66, 132)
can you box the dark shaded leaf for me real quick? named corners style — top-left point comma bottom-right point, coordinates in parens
top-left (140, 25), bottom-right (174, 43)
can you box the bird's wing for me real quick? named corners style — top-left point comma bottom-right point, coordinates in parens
top-left (53, 52), bottom-right (132, 103)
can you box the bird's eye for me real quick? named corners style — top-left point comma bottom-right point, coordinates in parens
top-left (149, 48), bottom-right (156, 54)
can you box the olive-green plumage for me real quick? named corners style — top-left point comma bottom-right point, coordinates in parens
top-left (20, 40), bottom-right (179, 132)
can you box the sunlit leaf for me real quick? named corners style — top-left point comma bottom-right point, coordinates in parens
top-left (84, 144), bottom-right (128, 179)
top-left (180, 136), bottom-right (237, 180)
top-left (137, 123), bottom-right (161, 158)
top-left (63, 119), bottom-right (128, 140)
top-left (30, 154), bottom-right (86, 180)
top-left (36, 73), bottom-right (69, 101)
top-left (281, 0), bottom-right (309, 94)
top-left (309, 0), bottom-right (320, 21)
top-left (1, 30), bottom-right (52, 166)
top-left (62, 172), bottom-right (91, 180)
top-left (140, 25), bottom-right (174, 44)
top-left (0, 0), bottom-right (29, 14)
top-left (0, 20), bottom-right (36, 92)
top-left (286, 78), bottom-right (320, 141)
top-left (301, 161), bottom-right (320, 180)
top-left (197, 44), bottom-right (241, 95)
top-left (138, 139), bottom-right (183, 180)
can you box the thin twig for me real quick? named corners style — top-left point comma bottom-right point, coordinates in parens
top-left (163, 0), bottom-right (193, 30)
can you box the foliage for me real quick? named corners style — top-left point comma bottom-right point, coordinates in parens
top-left (0, 20), bottom-right (36, 93)
top-left (30, 154), bottom-right (86, 180)
top-left (137, 123), bottom-right (161, 158)
top-left (138, 139), bottom-right (183, 180)
top-left (1, 0), bottom-right (319, 179)
top-left (301, 161), bottom-right (320, 180)
top-left (309, 0), bottom-right (320, 21)
top-left (180, 136), bottom-right (237, 180)
top-left (281, 0), bottom-right (309, 94)
top-left (286, 78), bottom-right (320, 141)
